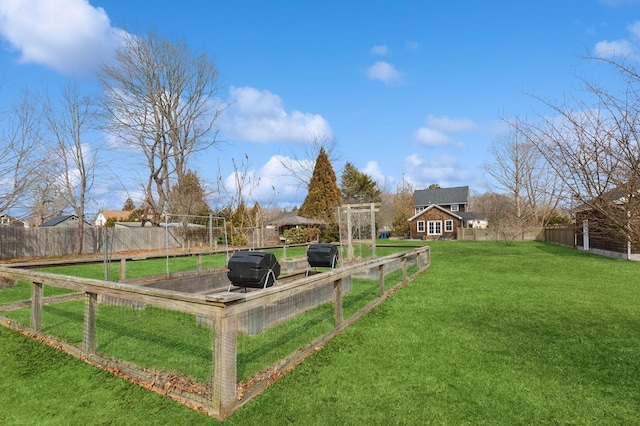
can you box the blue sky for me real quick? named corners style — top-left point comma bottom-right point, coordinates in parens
top-left (2, 0), bottom-right (640, 213)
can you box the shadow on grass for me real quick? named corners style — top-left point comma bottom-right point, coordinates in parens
top-left (533, 241), bottom-right (625, 260)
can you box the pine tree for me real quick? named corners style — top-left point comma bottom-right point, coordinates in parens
top-left (122, 197), bottom-right (136, 211)
top-left (340, 162), bottom-right (382, 204)
top-left (299, 147), bottom-right (342, 221)
top-left (167, 170), bottom-right (210, 218)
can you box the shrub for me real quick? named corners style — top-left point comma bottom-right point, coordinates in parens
top-left (283, 228), bottom-right (309, 244)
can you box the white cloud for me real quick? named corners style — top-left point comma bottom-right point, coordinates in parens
top-left (362, 161), bottom-right (389, 186)
top-left (413, 115), bottom-right (477, 146)
top-left (594, 39), bottom-right (634, 57)
top-left (629, 21), bottom-right (640, 38)
top-left (366, 61), bottom-right (402, 85)
top-left (413, 127), bottom-right (451, 146)
top-left (219, 86), bottom-right (333, 143)
top-left (403, 153), bottom-right (469, 187)
top-left (0, 0), bottom-right (124, 74)
top-left (370, 44), bottom-right (389, 56)
top-left (425, 115), bottom-right (478, 133)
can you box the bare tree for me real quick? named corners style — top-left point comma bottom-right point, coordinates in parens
top-left (520, 55), bottom-right (640, 245)
top-left (389, 176), bottom-right (414, 238)
top-left (471, 192), bottom-right (518, 240)
top-left (0, 89), bottom-right (41, 215)
top-left (27, 172), bottom-right (67, 226)
top-left (215, 155), bottom-right (275, 246)
top-left (42, 82), bottom-right (97, 253)
top-left (484, 124), bottom-right (564, 237)
top-left (278, 134), bottom-right (341, 188)
top-left (98, 30), bottom-right (223, 226)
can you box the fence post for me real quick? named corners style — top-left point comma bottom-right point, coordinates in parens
top-left (370, 203), bottom-right (376, 258)
top-left (212, 308), bottom-right (238, 416)
top-left (119, 259), bottom-right (126, 281)
top-left (378, 264), bottom-right (385, 296)
top-left (31, 281), bottom-right (43, 332)
top-left (334, 278), bottom-right (343, 326)
top-left (402, 257), bottom-right (408, 282)
top-left (84, 292), bottom-right (97, 354)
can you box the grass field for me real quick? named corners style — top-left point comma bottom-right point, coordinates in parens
top-left (1, 241), bottom-right (639, 425)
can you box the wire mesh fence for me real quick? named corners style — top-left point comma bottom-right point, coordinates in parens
top-left (0, 245), bottom-right (430, 420)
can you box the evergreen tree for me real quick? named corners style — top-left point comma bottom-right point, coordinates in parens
top-left (122, 197), bottom-right (136, 211)
top-left (167, 170), bottom-right (210, 219)
top-left (299, 146), bottom-right (341, 221)
top-left (340, 162), bottom-right (382, 204)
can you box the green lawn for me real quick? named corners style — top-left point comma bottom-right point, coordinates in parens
top-left (1, 241), bottom-right (639, 425)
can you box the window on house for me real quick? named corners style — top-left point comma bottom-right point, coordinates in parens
top-left (427, 220), bottom-right (442, 235)
top-left (451, 204), bottom-right (459, 212)
top-left (417, 220), bottom-right (425, 233)
top-left (415, 207), bottom-right (424, 215)
top-left (445, 220), bottom-right (453, 232)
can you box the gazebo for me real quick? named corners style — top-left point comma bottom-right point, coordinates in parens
top-left (269, 212), bottom-right (325, 241)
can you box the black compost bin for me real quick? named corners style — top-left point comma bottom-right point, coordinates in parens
top-left (227, 251), bottom-right (281, 289)
top-left (307, 243), bottom-right (338, 268)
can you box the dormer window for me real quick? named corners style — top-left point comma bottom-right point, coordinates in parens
top-left (451, 204), bottom-right (459, 212)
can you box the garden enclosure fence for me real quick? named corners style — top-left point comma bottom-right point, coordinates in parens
top-left (0, 245), bottom-right (430, 420)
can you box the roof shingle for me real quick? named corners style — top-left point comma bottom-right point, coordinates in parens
top-left (413, 186), bottom-right (469, 206)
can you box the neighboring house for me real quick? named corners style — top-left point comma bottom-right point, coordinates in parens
top-left (40, 215), bottom-right (92, 228)
top-left (95, 210), bottom-right (132, 226)
top-left (409, 204), bottom-right (463, 239)
top-left (268, 212), bottom-right (325, 241)
top-left (459, 212), bottom-right (489, 229)
top-left (0, 213), bottom-right (28, 228)
top-left (572, 187), bottom-right (640, 260)
top-left (409, 186), bottom-right (486, 239)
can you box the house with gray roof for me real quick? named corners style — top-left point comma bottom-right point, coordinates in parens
top-left (408, 186), bottom-right (486, 239)
top-left (413, 186), bottom-right (469, 215)
top-left (40, 215), bottom-right (92, 228)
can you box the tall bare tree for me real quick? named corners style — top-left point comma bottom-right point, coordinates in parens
top-left (389, 176), bottom-right (414, 238)
top-left (484, 125), bottom-right (563, 237)
top-left (471, 192), bottom-right (517, 240)
top-left (521, 55), bottom-right (640, 245)
top-left (98, 30), bottom-right (223, 226)
top-left (0, 89), bottom-right (41, 215)
top-left (215, 154), bottom-right (274, 246)
top-left (43, 82), bottom-right (97, 253)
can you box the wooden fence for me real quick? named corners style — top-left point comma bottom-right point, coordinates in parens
top-left (0, 246), bottom-right (430, 419)
top-left (0, 227), bottom-right (212, 260)
top-left (543, 225), bottom-right (576, 248)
